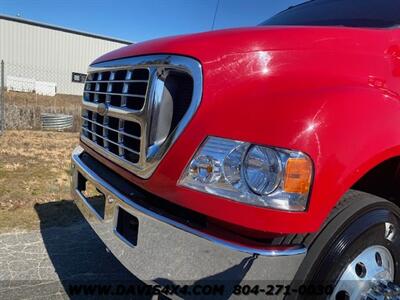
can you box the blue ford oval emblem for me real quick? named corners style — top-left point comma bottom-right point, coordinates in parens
top-left (97, 103), bottom-right (109, 116)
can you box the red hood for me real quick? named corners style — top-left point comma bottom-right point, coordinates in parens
top-left (93, 26), bottom-right (390, 65)
top-left (85, 25), bottom-right (400, 234)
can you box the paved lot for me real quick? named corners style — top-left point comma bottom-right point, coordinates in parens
top-left (0, 202), bottom-right (304, 300)
top-left (0, 222), bottom-right (144, 299)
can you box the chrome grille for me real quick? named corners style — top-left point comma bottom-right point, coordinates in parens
top-left (82, 67), bottom-right (148, 164)
top-left (84, 68), bottom-right (150, 111)
top-left (80, 55), bottom-right (202, 179)
top-left (81, 111), bottom-right (141, 163)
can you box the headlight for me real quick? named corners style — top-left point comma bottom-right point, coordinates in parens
top-left (178, 137), bottom-right (313, 211)
top-left (244, 146), bottom-right (282, 195)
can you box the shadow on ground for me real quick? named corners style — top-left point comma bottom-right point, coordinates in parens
top-left (34, 200), bottom-right (152, 299)
top-left (34, 200), bottom-right (255, 299)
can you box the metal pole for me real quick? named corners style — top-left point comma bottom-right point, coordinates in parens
top-left (0, 60), bottom-right (4, 135)
top-left (211, 0), bottom-right (220, 30)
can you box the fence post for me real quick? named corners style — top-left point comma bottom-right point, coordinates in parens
top-left (0, 60), bottom-right (4, 135)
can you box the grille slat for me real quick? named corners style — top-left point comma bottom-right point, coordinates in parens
top-left (84, 91), bottom-right (146, 99)
top-left (82, 127), bottom-right (140, 155)
top-left (82, 102), bottom-right (142, 124)
top-left (118, 119), bottom-right (125, 157)
top-left (86, 80), bottom-right (149, 84)
top-left (81, 117), bottom-right (140, 140)
top-left (91, 112), bottom-right (97, 142)
top-left (102, 116), bottom-right (109, 149)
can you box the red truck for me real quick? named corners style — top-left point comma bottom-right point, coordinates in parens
top-left (71, 0), bottom-right (400, 298)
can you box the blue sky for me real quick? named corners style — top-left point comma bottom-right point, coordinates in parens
top-left (0, 0), bottom-right (306, 42)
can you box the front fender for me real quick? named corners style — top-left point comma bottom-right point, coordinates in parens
top-left (283, 87), bottom-right (400, 232)
top-left (193, 81), bottom-right (400, 234)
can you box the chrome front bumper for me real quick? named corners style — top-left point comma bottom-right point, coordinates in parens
top-left (71, 145), bottom-right (305, 284)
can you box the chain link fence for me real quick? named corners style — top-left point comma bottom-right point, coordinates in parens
top-left (0, 60), bottom-right (5, 135)
top-left (0, 60), bottom-right (82, 133)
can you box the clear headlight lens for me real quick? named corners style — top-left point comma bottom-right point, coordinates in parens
top-left (244, 146), bottom-right (282, 195)
top-left (178, 137), bottom-right (313, 211)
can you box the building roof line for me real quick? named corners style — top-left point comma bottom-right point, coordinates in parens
top-left (0, 14), bottom-right (133, 45)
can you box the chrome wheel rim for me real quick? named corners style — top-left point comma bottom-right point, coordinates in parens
top-left (331, 245), bottom-right (394, 300)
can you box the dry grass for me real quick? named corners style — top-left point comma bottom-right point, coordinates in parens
top-left (0, 130), bottom-right (80, 232)
top-left (5, 91), bottom-right (81, 108)
top-left (4, 91), bottom-right (82, 131)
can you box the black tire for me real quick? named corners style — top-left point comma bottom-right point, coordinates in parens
top-left (287, 190), bottom-right (400, 300)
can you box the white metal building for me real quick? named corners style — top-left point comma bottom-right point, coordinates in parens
top-left (0, 15), bottom-right (131, 95)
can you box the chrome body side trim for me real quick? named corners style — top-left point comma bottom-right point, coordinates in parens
top-left (81, 55), bottom-right (203, 179)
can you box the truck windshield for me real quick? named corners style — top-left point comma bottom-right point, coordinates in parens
top-left (260, 0), bottom-right (400, 28)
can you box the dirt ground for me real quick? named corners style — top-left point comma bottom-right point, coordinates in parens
top-left (0, 130), bottom-right (80, 233)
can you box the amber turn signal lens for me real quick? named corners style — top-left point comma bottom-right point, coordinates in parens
top-left (283, 158), bottom-right (312, 194)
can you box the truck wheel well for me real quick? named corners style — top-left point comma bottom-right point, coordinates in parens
top-left (352, 157), bottom-right (400, 207)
